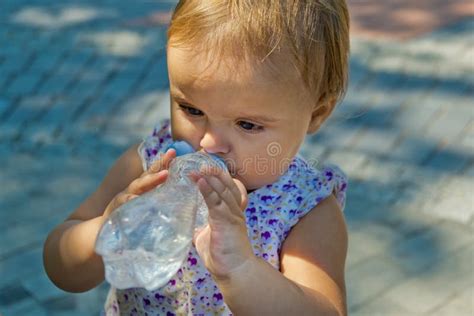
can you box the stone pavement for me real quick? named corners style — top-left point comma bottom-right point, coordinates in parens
top-left (0, 1), bottom-right (472, 315)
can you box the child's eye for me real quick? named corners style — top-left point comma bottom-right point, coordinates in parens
top-left (237, 121), bottom-right (264, 133)
top-left (179, 104), bottom-right (203, 116)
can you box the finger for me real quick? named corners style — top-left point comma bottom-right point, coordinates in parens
top-left (205, 175), bottom-right (242, 214)
top-left (197, 177), bottom-right (242, 225)
top-left (197, 177), bottom-right (224, 209)
top-left (192, 225), bottom-right (208, 246)
top-left (128, 169), bottom-right (168, 195)
top-left (146, 148), bottom-right (176, 174)
top-left (202, 167), bottom-right (245, 209)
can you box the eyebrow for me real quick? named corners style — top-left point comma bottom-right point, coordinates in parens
top-left (239, 113), bottom-right (280, 123)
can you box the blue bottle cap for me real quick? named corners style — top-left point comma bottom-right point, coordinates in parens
top-left (165, 140), bottom-right (195, 156)
top-left (166, 140), bottom-right (227, 171)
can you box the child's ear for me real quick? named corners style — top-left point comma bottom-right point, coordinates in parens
top-left (306, 95), bottom-right (337, 134)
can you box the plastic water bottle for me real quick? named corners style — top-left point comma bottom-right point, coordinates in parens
top-left (95, 141), bottom-right (226, 291)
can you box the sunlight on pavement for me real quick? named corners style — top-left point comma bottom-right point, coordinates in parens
top-left (11, 5), bottom-right (117, 29)
top-left (79, 30), bottom-right (151, 57)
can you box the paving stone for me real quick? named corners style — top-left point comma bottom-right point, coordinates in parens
top-left (309, 123), bottom-right (363, 149)
top-left (4, 72), bottom-right (43, 97)
top-left (0, 283), bottom-right (32, 307)
top-left (21, 272), bottom-right (68, 304)
top-left (433, 285), bottom-right (473, 316)
top-left (424, 146), bottom-right (472, 174)
top-left (389, 136), bottom-right (438, 165)
top-left (420, 174), bottom-right (474, 224)
top-left (3, 94), bottom-right (53, 127)
top-left (351, 296), bottom-right (415, 316)
top-left (36, 73), bottom-right (73, 96)
top-left (0, 248), bottom-right (43, 288)
top-left (380, 243), bottom-right (474, 314)
top-left (100, 71), bottom-right (139, 101)
top-left (0, 213), bottom-right (65, 257)
top-left (350, 128), bottom-right (400, 157)
top-left (346, 223), bottom-right (401, 269)
top-left (425, 105), bottom-right (474, 144)
top-left (346, 255), bottom-right (407, 311)
top-left (392, 220), bottom-right (473, 273)
top-left (0, 51), bottom-right (32, 75)
top-left (29, 49), bottom-right (65, 73)
top-left (395, 102), bottom-right (441, 136)
top-left (108, 90), bottom-right (168, 132)
top-left (0, 297), bottom-right (48, 316)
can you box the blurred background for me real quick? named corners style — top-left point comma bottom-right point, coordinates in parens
top-left (0, 0), bottom-right (472, 315)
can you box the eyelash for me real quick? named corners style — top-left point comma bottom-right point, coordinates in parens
top-left (178, 104), bottom-right (264, 133)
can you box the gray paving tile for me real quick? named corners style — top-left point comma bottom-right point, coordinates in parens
top-left (433, 285), bottom-right (474, 316)
top-left (380, 243), bottom-right (474, 314)
top-left (0, 297), bottom-right (48, 316)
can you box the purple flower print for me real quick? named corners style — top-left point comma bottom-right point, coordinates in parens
top-left (213, 293), bottom-right (223, 303)
top-left (167, 312), bottom-right (176, 316)
top-left (260, 195), bottom-right (272, 203)
top-left (196, 278), bottom-right (206, 289)
top-left (282, 182), bottom-right (297, 191)
top-left (246, 207), bottom-right (256, 215)
top-left (268, 219), bottom-right (278, 227)
top-left (155, 293), bottom-right (165, 302)
top-left (143, 298), bottom-right (151, 306)
top-left (325, 170), bottom-right (333, 181)
top-left (296, 196), bottom-right (303, 204)
top-left (168, 279), bottom-right (176, 286)
top-left (188, 257), bottom-right (197, 266)
top-left (261, 231), bottom-right (271, 240)
top-left (249, 215), bottom-right (258, 226)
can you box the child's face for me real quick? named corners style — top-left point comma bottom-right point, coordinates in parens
top-left (167, 45), bottom-right (315, 191)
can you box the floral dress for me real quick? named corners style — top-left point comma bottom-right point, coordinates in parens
top-left (102, 119), bottom-right (348, 315)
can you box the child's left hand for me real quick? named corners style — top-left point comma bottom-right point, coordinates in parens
top-left (189, 167), bottom-right (255, 281)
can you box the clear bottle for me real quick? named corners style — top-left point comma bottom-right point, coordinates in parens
top-left (95, 141), bottom-right (226, 291)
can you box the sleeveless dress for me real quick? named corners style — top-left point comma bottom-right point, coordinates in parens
top-left (102, 119), bottom-right (348, 316)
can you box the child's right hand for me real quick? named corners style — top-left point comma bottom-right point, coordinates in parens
top-left (101, 148), bottom-right (176, 221)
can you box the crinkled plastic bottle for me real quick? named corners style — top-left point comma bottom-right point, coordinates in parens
top-left (95, 141), bottom-right (226, 291)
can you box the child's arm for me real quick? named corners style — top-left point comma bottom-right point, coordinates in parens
top-left (192, 168), bottom-right (347, 315)
top-left (222, 195), bottom-right (347, 315)
top-left (43, 145), bottom-right (175, 293)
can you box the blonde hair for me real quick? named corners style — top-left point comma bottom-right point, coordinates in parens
top-left (168, 0), bottom-right (350, 106)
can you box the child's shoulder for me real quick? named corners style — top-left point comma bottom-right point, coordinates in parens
top-left (247, 154), bottom-right (348, 235)
top-left (280, 154), bottom-right (348, 211)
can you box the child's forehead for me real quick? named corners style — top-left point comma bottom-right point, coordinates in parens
top-left (167, 44), bottom-right (302, 91)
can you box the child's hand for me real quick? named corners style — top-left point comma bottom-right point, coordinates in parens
top-left (190, 167), bottom-right (255, 282)
top-left (101, 149), bottom-right (176, 221)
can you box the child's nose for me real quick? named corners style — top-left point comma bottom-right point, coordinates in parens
top-left (199, 126), bottom-right (230, 155)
